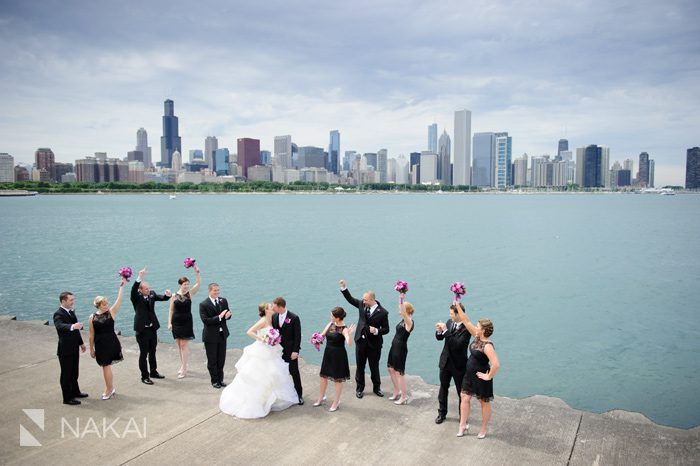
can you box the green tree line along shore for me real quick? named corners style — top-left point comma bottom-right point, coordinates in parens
top-left (0, 180), bottom-right (641, 194)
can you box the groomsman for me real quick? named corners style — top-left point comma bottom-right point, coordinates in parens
top-left (53, 291), bottom-right (88, 405)
top-left (434, 302), bottom-right (470, 424)
top-left (271, 297), bottom-right (303, 405)
top-left (339, 279), bottom-right (390, 398)
top-left (199, 283), bottom-right (231, 388)
top-left (130, 267), bottom-right (171, 385)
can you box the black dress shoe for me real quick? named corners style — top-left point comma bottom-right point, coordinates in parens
top-left (219, 382), bottom-right (227, 387)
top-left (356, 391), bottom-right (364, 399)
top-left (74, 392), bottom-right (89, 398)
top-left (141, 378), bottom-right (154, 385)
top-left (298, 396), bottom-right (304, 406)
top-left (373, 389), bottom-right (384, 397)
top-left (150, 372), bottom-right (165, 379)
top-left (212, 382), bottom-right (222, 389)
top-left (435, 414), bottom-right (446, 424)
top-left (63, 399), bottom-right (81, 405)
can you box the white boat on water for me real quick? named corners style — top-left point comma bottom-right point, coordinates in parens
top-left (169, 194), bottom-right (177, 199)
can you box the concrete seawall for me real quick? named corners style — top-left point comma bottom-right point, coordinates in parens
top-left (0, 315), bottom-right (697, 465)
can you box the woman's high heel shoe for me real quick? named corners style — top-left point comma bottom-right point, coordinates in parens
top-left (456, 424), bottom-right (470, 437)
top-left (329, 403), bottom-right (339, 412)
top-left (313, 396), bottom-right (327, 407)
top-left (101, 388), bottom-right (116, 400)
top-left (394, 397), bottom-right (409, 405)
top-left (388, 392), bottom-right (402, 401)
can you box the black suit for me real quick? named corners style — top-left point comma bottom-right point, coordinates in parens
top-left (436, 319), bottom-right (470, 417)
top-left (130, 280), bottom-right (169, 379)
top-left (271, 311), bottom-right (302, 397)
top-left (199, 297), bottom-right (231, 384)
top-left (53, 307), bottom-right (84, 402)
top-left (341, 288), bottom-right (390, 392)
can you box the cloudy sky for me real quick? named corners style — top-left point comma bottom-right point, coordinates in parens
top-left (1, 0), bottom-right (698, 185)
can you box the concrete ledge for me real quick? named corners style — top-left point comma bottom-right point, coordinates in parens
top-left (0, 317), bottom-right (697, 466)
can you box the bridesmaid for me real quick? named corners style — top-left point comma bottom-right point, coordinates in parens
top-left (88, 277), bottom-right (126, 400)
top-left (168, 265), bottom-right (201, 378)
top-left (454, 301), bottom-right (500, 438)
top-left (387, 292), bottom-right (415, 405)
top-left (314, 307), bottom-right (356, 412)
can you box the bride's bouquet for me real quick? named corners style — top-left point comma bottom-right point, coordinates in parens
top-left (262, 328), bottom-right (282, 347)
top-left (394, 280), bottom-right (409, 294)
top-left (450, 281), bottom-right (467, 300)
top-left (183, 257), bottom-right (196, 269)
top-left (310, 333), bottom-right (325, 351)
top-left (118, 266), bottom-right (133, 281)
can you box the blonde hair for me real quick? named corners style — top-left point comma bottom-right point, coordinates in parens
top-left (403, 302), bottom-right (415, 316)
top-left (258, 303), bottom-right (268, 317)
top-left (93, 296), bottom-right (107, 309)
top-left (478, 319), bottom-right (494, 337)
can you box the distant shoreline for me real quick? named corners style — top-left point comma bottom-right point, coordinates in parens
top-left (3, 190), bottom-right (698, 196)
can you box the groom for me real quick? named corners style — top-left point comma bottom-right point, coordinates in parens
top-left (271, 297), bottom-right (303, 405)
top-left (54, 291), bottom-right (88, 405)
top-left (199, 283), bottom-right (231, 388)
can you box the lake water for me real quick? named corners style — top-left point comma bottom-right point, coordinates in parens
top-left (0, 192), bottom-right (698, 428)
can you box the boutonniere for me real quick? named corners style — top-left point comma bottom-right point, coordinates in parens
top-left (284, 317), bottom-right (291, 324)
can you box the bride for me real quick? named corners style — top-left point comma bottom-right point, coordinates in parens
top-left (219, 303), bottom-right (299, 418)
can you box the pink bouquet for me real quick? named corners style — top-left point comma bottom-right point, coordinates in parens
top-left (262, 328), bottom-right (282, 347)
top-left (118, 266), bottom-right (133, 281)
top-left (394, 280), bottom-right (409, 294)
top-left (183, 257), bottom-right (196, 269)
top-left (310, 332), bottom-right (325, 351)
top-left (450, 281), bottom-right (467, 300)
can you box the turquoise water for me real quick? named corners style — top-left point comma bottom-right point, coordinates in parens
top-left (1, 193), bottom-right (698, 428)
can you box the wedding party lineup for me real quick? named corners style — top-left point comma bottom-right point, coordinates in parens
top-left (54, 260), bottom-right (499, 439)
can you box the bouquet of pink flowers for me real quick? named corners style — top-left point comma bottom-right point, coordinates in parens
top-left (310, 332), bottom-right (325, 352)
top-left (394, 280), bottom-right (409, 294)
top-left (450, 281), bottom-right (467, 300)
top-left (183, 257), bottom-right (196, 269)
top-left (118, 266), bottom-right (133, 281)
top-left (262, 328), bottom-right (282, 347)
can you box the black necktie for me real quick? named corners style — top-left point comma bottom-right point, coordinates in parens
top-left (452, 322), bottom-right (456, 332)
top-left (215, 299), bottom-right (221, 312)
top-left (364, 307), bottom-right (370, 320)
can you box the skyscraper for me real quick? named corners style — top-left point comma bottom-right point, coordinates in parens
top-left (205, 136), bottom-right (218, 169)
top-left (274, 135), bottom-right (292, 169)
top-left (453, 109), bottom-right (472, 186)
top-left (136, 128), bottom-right (152, 169)
top-left (557, 139), bottom-right (569, 158)
top-left (377, 149), bottom-right (388, 183)
top-left (513, 154), bottom-right (528, 186)
top-left (410, 152), bottom-right (421, 184)
top-left (472, 132), bottom-right (495, 187)
top-left (576, 145), bottom-right (609, 188)
top-left (637, 152), bottom-right (650, 187)
top-left (495, 132), bottom-right (513, 188)
top-left (395, 155), bottom-right (410, 184)
top-left (214, 148), bottom-right (230, 175)
top-left (171, 150), bottom-right (182, 172)
top-left (420, 151), bottom-right (438, 184)
top-left (0, 153), bottom-right (14, 182)
top-left (328, 130), bottom-right (340, 174)
top-left (438, 130), bottom-right (451, 185)
top-left (160, 99), bottom-right (181, 168)
top-left (35, 148), bottom-right (55, 181)
top-left (237, 138), bottom-right (260, 178)
top-left (686, 147), bottom-right (700, 189)
top-left (649, 159), bottom-right (655, 188)
top-left (428, 123), bottom-right (437, 153)
top-left (298, 146), bottom-right (325, 168)
top-left (260, 150), bottom-right (272, 166)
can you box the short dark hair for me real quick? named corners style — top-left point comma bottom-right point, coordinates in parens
top-left (178, 277), bottom-right (189, 285)
top-left (59, 291), bottom-right (73, 303)
top-left (208, 283), bottom-right (219, 291)
top-left (273, 297), bottom-right (286, 308)
top-left (450, 302), bottom-right (465, 313)
top-left (331, 306), bottom-right (346, 320)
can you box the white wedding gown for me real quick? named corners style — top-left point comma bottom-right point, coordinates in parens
top-left (219, 327), bottom-right (299, 419)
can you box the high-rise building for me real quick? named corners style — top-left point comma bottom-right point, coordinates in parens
top-left (420, 152), bottom-right (438, 184)
top-left (472, 132), bottom-right (495, 187)
top-left (576, 145), bottom-right (609, 188)
top-left (160, 99), bottom-right (181, 168)
top-left (363, 153), bottom-right (378, 170)
top-left (204, 136), bottom-right (218, 169)
top-left (171, 151), bottom-right (182, 172)
top-left (128, 161), bottom-right (145, 184)
top-left (428, 123), bottom-right (437, 153)
top-left (395, 155), bottom-right (410, 184)
top-left (453, 109), bottom-right (472, 186)
top-left (14, 165), bottom-right (29, 181)
top-left (189, 149), bottom-right (204, 163)
top-left (513, 154), bottom-right (528, 186)
top-left (410, 151), bottom-right (421, 184)
top-left (686, 147), bottom-right (700, 189)
top-left (35, 147), bottom-right (56, 181)
top-left (438, 130), bottom-right (451, 185)
top-left (377, 149), bottom-right (388, 183)
top-left (557, 139), bottom-right (569, 158)
top-left (649, 159), bottom-right (655, 188)
top-left (260, 150), bottom-right (272, 166)
top-left (298, 146), bottom-right (326, 168)
top-left (0, 153), bottom-right (14, 182)
top-left (386, 158), bottom-right (397, 183)
top-left (328, 130), bottom-right (340, 174)
top-left (623, 158), bottom-right (634, 175)
top-left (55, 162), bottom-right (73, 181)
top-left (213, 148), bottom-right (230, 175)
top-left (237, 138), bottom-right (260, 178)
top-left (343, 151), bottom-right (356, 172)
top-left (637, 152), bottom-right (650, 187)
top-left (136, 128), bottom-right (152, 169)
top-left (495, 132), bottom-right (512, 188)
top-left (128, 150), bottom-right (144, 162)
top-left (274, 135), bottom-right (292, 169)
